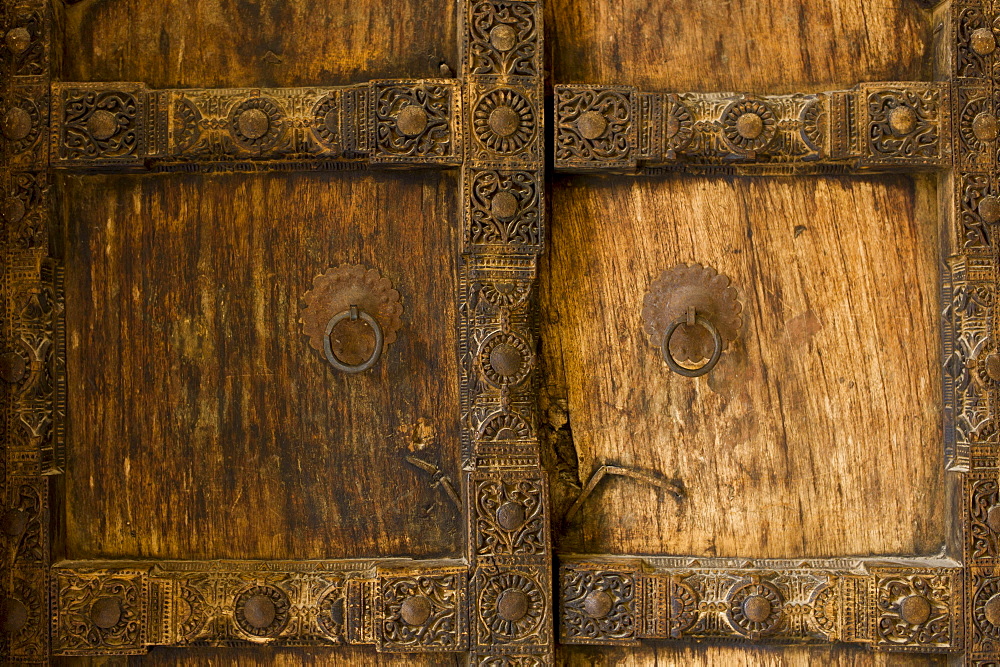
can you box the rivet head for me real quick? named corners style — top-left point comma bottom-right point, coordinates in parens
top-left (489, 24), bottom-right (517, 52)
top-left (583, 590), bottom-right (614, 619)
top-left (735, 112), bottom-right (764, 140)
top-left (986, 503), bottom-right (1000, 532)
top-left (496, 588), bottom-right (529, 622)
top-left (395, 105), bottom-right (428, 137)
top-left (237, 108), bottom-right (270, 140)
top-left (979, 195), bottom-right (1000, 224)
top-left (489, 343), bottom-right (524, 377)
top-left (4, 27), bottom-right (31, 56)
top-left (0, 597), bottom-right (28, 634)
top-left (488, 105), bottom-right (521, 138)
top-left (0, 508), bottom-right (28, 537)
top-left (742, 594), bottom-right (772, 623)
top-left (888, 106), bottom-right (917, 136)
top-left (0, 352), bottom-right (26, 384)
top-left (87, 109), bottom-right (119, 141)
top-left (971, 27), bottom-right (997, 56)
top-left (243, 594), bottom-right (277, 629)
top-left (576, 110), bottom-right (608, 140)
top-left (495, 501), bottom-right (526, 531)
top-left (985, 593), bottom-right (1000, 626)
top-left (974, 112), bottom-right (1000, 142)
top-left (899, 594), bottom-right (932, 625)
top-left (490, 191), bottom-right (518, 220)
top-left (2, 107), bottom-right (32, 142)
top-left (2, 198), bottom-right (25, 224)
top-left (399, 595), bottom-right (432, 626)
top-left (323, 109), bottom-right (338, 134)
top-left (90, 596), bottom-right (122, 629)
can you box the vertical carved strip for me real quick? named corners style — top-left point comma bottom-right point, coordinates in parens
top-left (1, 0), bottom-right (54, 662)
top-left (461, 0), bottom-right (552, 663)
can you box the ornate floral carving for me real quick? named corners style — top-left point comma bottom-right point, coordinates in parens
top-left (233, 584), bottom-right (291, 639)
top-left (473, 88), bottom-right (536, 157)
top-left (474, 475), bottom-right (545, 555)
top-left (960, 172), bottom-right (1000, 248)
top-left (663, 94), bottom-right (694, 155)
top-left (864, 85), bottom-right (944, 164)
top-left (311, 92), bottom-right (341, 152)
top-left (955, 6), bottom-right (993, 79)
top-left (554, 86), bottom-right (633, 168)
top-left (969, 476), bottom-right (1000, 561)
top-left (668, 577), bottom-right (699, 638)
top-left (466, 169), bottom-right (542, 249)
top-left (726, 579), bottom-right (785, 640)
top-left (316, 584), bottom-right (346, 642)
top-left (374, 82), bottom-right (455, 161)
top-left (55, 88), bottom-right (139, 162)
top-left (380, 572), bottom-right (465, 651)
top-left (53, 572), bottom-right (146, 654)
top-left (0, 7), bottom-right (46, 78)
top-left (560, 569), bottom-right (636, 643)
top-left (468, 0), bottom-right (538, 76)
top-left (1, 481), bottom-right (43, 563)
top-left (875, 572), bottom-right (955, 649)
top-left (477, 330), bottom-right (534, 388)
top-left (721, 97), bottom-right (778, 153)
top-left (476, 571), bottom-right (545, 645)
top-left (228, 96), bottom-right (284, 152)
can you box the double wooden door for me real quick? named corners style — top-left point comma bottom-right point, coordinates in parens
top-left (0, 0), bottom-right (994, 664)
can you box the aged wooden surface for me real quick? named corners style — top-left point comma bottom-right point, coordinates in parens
top-left (557, 645), bottom-right (948, 666)
top-left (58, 169), bottom-right (462, 561)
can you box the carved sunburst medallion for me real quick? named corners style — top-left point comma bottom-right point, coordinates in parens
top-left (474, 89), bottom-right (536, 154)
top-left (479, 572), bottom-right (544, 642)
top-left (479, 411), bottom-right (532, 441)
top-left (726, 580), bottom-right (784, 639)
top-left (974, 578), bottom-right (1000, 640)
top-left (234, 585), bottom-right (290, 638)
top-left (311, 92), bottom-right (342, 152)
top-left (478, 331), bottom-right (533, 388)
top-left (722, 98), bottom-right (777, 152)
top-left (228, 97), bottom-right (284, 151)
top-left (664, 96), bottom-right (694, 153)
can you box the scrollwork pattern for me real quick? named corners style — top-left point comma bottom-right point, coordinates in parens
top-left (560, 569), bottom-right (636, 642)
top-left (875, 573), bottom-right (954, 648)
top-left (58, 90), bottom-right (139, 161)
top-left (474, 476), bottom-right (544, 555)
top-left (53, 572), bottom-right (146, 653)
top-left (374, 83), bottom-right (453, 159)
top-left (468, 0), bottom-right (538, 76)
top-left (381, 573), bottom-right (464, 650)
top-left (866, 88), bottom-right (942, 162)
top-left (555, 87), bottom-right (633, 166)
top-left (467, 169), bottom-right (541, 248)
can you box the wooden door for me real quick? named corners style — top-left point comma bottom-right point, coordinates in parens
top-left (0, 0), bottom-right (993, 664)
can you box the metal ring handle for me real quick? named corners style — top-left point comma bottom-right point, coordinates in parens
top-left (661, 312), bottom-right (723, 378)
top-left (323, 305), bottom-right (384, 373)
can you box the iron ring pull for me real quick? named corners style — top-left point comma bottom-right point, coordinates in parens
top-left (661, 308), bottom-right (723, 378)
top-left (323, 305), bottom-right (384, 373)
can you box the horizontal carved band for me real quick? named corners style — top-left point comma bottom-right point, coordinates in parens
top-left (50, 560), bottom-right (467, 655)
top-left (559, 557), bottom-right (963, 652)
top-left (554, 82), bottom-right (951, 174)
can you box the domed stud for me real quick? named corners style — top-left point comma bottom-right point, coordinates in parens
top-left (4, 27), bottom-right (31, 57)
top-left (86, 110), bottom-right (119, 142)
top-left (395, 105), bottom-right (428, 137)
top-left (495, 501), bottom-right (526, 531)
top-left (0, 508), bottom-right (29, 537)
top-left (985, 593), bottom-right (1000, 627)
top-left (0, 597), bottom-right (28, 634)
top-left (1, 107), bottom-right (32, 142)
top-left (488, 105), bottom-right (521, 138)
top-left (90, 596), bottom-right (122, 629)
top-left (496, 588), bottom-right (529, 622)
top-left (979, 195), bottom-right (1000, 224)
top-left (1, 198), bottom-right (25, 224)
top-left (237, 108), bottom-right (270, 140)
top-left (490, 191), bottom-right (518, 220)
top-left (399, 594), bottom-right (432, 626)
top-left (742, 594), bottom-right (772, 623)
top-left (735, 112), bottom-right (764, 140)
top-left (323, 110), bottom-right (339, 134)
top-left (582, 590), bottom-right (614, 619)
top-left (576, 110), bottom-right (607, 140)
top-left (986, 503), bottom-right (1000, 533)
top-left (489, 342), bottom-right (524, 377)
top-left (243, 593), bottom-right (277, 629)
top-left (888, 106), bottom-right (917, 136)
top-left (973, 112), bottom-right (1000, 142)
top-left (971, 27), bottom-right (997, 56)
top-left (899, 594), bottom-right (932, 625)
top-left (489, 24), bottom-right (517, 52)
top-left (0, 352), bottom-right (26, 384)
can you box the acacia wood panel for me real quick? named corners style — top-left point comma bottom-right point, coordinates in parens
top-left (557, 645), bottom-right (946, 666)
top-left (52, 647), bottom-right (462, 666)
top-left (542, 173), bottom-right (944, 558)
top-left (546, 0), bottom-right (931, 92)
top-left (59, 170), bottom-right (462, 560)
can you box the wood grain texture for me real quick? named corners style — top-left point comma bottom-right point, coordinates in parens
top-left (55, 0), bottom-right (456, 88)
top-left (546, 0), bottom-right (932, 92)
top-left (59, 170), bottom-right (462, 560)
top-left (558, 645), bottom-right (947, 666)
top-left (52, 647), bottom-right (463, 666)
top-left (542, 174), bottom-right (944, 558)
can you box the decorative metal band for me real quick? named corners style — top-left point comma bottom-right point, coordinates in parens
top-left (553, 82), bottom-right (951, 174)
top-left (47, 80), bottom-right (463, 170)
top-left (48, 560), bottom-right (467, 655)
top-left (559, 558), bottom-right (963, 652)
top-left (1, 0), bottom-right (55, 663)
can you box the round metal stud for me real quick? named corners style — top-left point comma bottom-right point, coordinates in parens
top-left (582, 590), bottom-right (614, 619)
top-left (87, 110), bottom-right (118, 141)
top-left (90, 596), bottom-right (122, 629)
top-left (4, 27), bottom-right (31, 56)
top-left (489, 342), bottom-right (524, 377)
top-left (243, 593), bottom-right (277, 629)
top-left (489, 24), bottom-right (517, 52)
top-left (735, 112), bottom-right (764, 140)
top-left (974, 112), bottom-right (1000, 142)
top-left (971, 27), bottom-right (997, 56)
top-left (1, 597), bottom-right (28, 634)
top-left (742, 594), bottom-right (772, 623)
top-left (488, 105), bottom-right (521, 138)
top-left (495, 501), bottom-right (526, 531)
top-left (496, 588), bottom-right (530, 622)
top-left (490, 191), bottom-right (518, 220)
top-left (665, 114), bottom-right (680, 139)
top-left (985, 593), bottom-right (1000, 627)
top-left (986, 354), bottom-right (1000, 383)
top-left (986, 503), bottom-right (1000, 533)
top-left (399, 595), bottom-right (432, 626)
top-left (237, 108), bottom-right (270, 140)
top-left (576, 110), bottom-right (607, 140)
top-left (888, 106), bottom-right (917, 136)
top-left (1, 508), bottom-right (28, 537)
top-left (395, 105), bottom-right (428, 137)
top-left (0, 352), bottom-right (26, 384)
top-left (980, 195), bottom-right (1000, 224)
top-left (2, 107), bottom-right (32, 142)
top-left (323, 110), bottom-right (338, 134)
top-left (2, 198), bottom-right (25, 224)
top-left (899, 594), bottom-right (932, 625)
